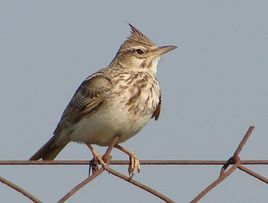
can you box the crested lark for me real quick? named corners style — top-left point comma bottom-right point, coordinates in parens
top-left (30, 24), bottom-right (176, 176)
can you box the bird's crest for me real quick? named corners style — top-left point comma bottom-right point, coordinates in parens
top-left (119, 24), bottom-right (156, 51)
top-left (127, 24), bottom-right (155, 46)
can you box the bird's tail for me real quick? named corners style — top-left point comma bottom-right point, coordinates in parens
top-left (29, 134), bottom-right (69, 160)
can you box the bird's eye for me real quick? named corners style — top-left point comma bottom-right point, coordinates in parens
top-left (135, 49), bottom-right (145, 55)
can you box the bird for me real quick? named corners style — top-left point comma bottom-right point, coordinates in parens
top-left (30, 23), bottom-right (176, 177)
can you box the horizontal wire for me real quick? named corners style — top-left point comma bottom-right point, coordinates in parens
top-left (1, 160), bottom-right (268, 165)
top-left (1, 126), bottom-right (267, 203)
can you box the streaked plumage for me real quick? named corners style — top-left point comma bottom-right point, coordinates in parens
top-left (30, 24), bottom-right (176, 176)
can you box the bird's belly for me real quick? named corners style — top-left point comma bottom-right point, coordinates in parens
top-left (69, 102), bottom-right (152, 146)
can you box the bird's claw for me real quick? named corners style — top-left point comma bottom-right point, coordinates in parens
top-left (89, 155), bottom-right (110, 176)
top-left (96, 155), bottom-right (110, 171)
top-left (128, 153), bottom-right (140, 178)
top-left (90, 158), bottom-right (99, 175)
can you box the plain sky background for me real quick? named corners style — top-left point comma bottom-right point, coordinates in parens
top-left (0, 1), bottom-right (267, 202)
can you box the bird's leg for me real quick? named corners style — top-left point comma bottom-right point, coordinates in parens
top-left (102, 135), bottom-right (120, 162)
top-left (87, 136), bottom-right (120, 175)
top-left (115, 144), bottom-right (140, 178)
top-left (87, 144), bottom-right (109, 174)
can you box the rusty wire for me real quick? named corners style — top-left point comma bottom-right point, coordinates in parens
top-left (1, 126), bottom-right (267, 202)
top-left (0, 175), bottom-right (41, 203)
top-left (0, 159), bottom-right (268, 166)
top-left (1, 159), bottom-right (268, 165)
top-left (190, 126), bottom-right (268, 202)
top-left (58, 167), bottom-right (105, 203)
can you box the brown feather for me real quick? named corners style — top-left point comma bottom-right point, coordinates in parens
top-left (29, 134), bottom-right (69, 160)
top-left (152, 95), bottom-right (161, 120)
top-left (30, 74), bottom-right (112, 160)
top-left (53, 74), bottom-right (112, 135)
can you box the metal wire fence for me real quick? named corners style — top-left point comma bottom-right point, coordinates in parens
top-left (1, 126), bottom-right (267, 202)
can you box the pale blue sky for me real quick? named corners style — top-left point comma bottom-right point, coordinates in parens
top-left (0, 1), bottom-right (268, 202)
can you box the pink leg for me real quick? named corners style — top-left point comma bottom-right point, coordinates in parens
top-left (115, 144), bottom-right (140, 178)
top-left (87, 144), bottom-right (109, 171)
top-left (102, 136), bottom-right (120, 162)
top-left (87, 136), bottom-right (120, 172)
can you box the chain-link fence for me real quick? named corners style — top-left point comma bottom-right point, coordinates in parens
top-left (1, 126), bottom-right (267, 202)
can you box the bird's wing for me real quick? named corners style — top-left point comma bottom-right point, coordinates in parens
top-left (53, 74), bottom-right (112, 134)
top-left (152, 95), bottom-right (161, 120)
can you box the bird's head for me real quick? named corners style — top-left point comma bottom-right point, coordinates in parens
top-left (111, 24), bottom-right (177, 74)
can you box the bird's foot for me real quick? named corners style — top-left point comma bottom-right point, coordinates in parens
top-left (96, 154), bottom-right (110, 171)
top-left (102, 154), bottom-right (112, 163)
top-left (89, 157), bottom-right (99, 175)
top-left (87, 144), bottom-right (110, 175)
top-left (115, 144), bottom-right (141, 178)
top-left (89, 154), bottom-right (110, 175)
top-left (128, 153), bottom-right (140, 178)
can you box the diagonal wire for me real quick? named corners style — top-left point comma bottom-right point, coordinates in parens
top-left (191, 158), bottom-right (240, 203)
top-left (191, 126), bottom-right (256, 202)
top-left (58, 168), bottom-right (105, 202)
top-left (1, 126), bottom-right (267, 202)
top-left (108, 167), bottom-right (175, 203)
top-left (0, 176), bottom-right (41, 203)
top-left (58, 148), bottom-right (115, 202)
top-left (234, 126), bottom-right (254, 158)
top-left (238, 165), bottom-right (268, 184)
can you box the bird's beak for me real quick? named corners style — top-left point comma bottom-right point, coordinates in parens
top-left (154, 45), bottom-right (177, 56)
